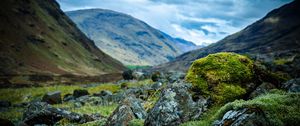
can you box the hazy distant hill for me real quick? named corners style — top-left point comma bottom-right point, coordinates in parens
top-left (154, 1), bottom-right (300, 76)
top-left (0, 0), bottom-right (125, 77)
top-left (67, 9), bottom-right (197, 66)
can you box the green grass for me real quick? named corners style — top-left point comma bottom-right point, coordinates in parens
top-left (0, 80), bottom-right (155, 125)
top-left (0, 107), bottom-right (24, 123)
top-left (274, 58), bottom-right (292, 65)
top-left (54, 102), bottom-right (118, 117)
top-left (126, 65), bottom-right (151, 70)
top-left (182, 91), bottom-right (300, 126)
top-left (180, 106), bottom-right (221, 126)
top-left (0, 83), bottom-right (120, 104)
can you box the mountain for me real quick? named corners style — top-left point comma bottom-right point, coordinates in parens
top-left (66, 9), bottom-right (196, 66)
top-left (157, 31), bottom-right (199, 52)
top-left (154, 0), bottom-right (300, 76)
top-left (0, 0), bottom-right (125, 78)
top-left (172, 38), bottom-right (199, 52)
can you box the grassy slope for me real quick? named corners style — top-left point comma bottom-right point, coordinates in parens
top-left (0, 0), bottom-right (125, 76)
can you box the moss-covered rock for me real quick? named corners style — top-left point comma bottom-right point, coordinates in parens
top-left (185, 52), bottom-right (254, 104)
top-left (214, 91), bottom-right (300, 126)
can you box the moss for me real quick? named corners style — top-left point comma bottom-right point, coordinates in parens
top-left (212, 83), bottom-right (246, 104)
top-left (185, 52), bottom-right (254, 104)
top-left (128, 119), bottom-right (144, 126)
top-left (215, 92), bottom-right (300, 126)
top-left (180, 106), bottom-right (221, 126)
top-left (274, 58), bottom-right (292, 65)
top-left (183, 92), bottom-right (300, 126)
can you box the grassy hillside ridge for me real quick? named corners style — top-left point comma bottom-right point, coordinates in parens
top-left (0, 0), bottom-right (125, 79)
top-left (66, 9), bottom-right (197, 66)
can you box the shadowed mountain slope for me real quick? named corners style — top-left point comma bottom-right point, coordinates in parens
top-left (0, 0), bottom-right (125, 77)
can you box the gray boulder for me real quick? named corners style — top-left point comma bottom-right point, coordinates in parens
top-left (283, 78), bottom-right (300, 92)
top-left (132, 71), bottom-right (145, 80)
top-left (213, 108), bottom-right (269, 126)
top-left (0, 100), bottom-right (11, 108)
top-left (166, 71), bottom-right (185, 83)
top-left (106, 96), bottom-right (147, 126)
top-left (42, 91), bottom-right (62, 104)
top-left (63, 93), bottom-right (74, 102)
top-left (145, 81), bottom-right (207, 126)
top-left (93, 90), bottom-right (113, 97)
top-left (73, 89), bottom-right (89, 98)
top-left (23, 102), bottom-right (94, 125)
top-left (249, 82), bottom-right (276, 99)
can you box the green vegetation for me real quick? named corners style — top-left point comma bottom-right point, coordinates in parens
top-left (0, 83), bottom-right (120, 104)
top-left (215, 91), bottom-right (300, 126)
top-left (53, 103), bottom-right (118, 117)
top-left (128, 119), bottom-right (144, 126)
top-left (185, 52), bottom-right (254, 104)
top-left (274, 58), bottom-right (292, 65)
top-left (180, 106), bottom-right (221, 126)
top-left (182, 91), bottom-right (300, 126)
top-left (212, 83), bottom-right (246, 104)
top-left (0, 80), bottom-right (156, 125)
top-left (126, 65), bottom-right (151, 70)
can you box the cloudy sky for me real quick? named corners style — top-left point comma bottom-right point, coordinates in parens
top-left (57, 0), bottom-right (292, 45)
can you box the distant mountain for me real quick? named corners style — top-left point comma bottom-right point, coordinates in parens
top-left (0, 0), bottom-right (125, 77)
top-left (66, 9), bottom-right (197, 66)
top-left (154, 0), bottom-right (300, 76)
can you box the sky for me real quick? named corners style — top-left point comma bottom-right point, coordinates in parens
top-left (57, 0), bottom-right (292, 45)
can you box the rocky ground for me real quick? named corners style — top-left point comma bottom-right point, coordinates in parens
top-left (1, 53), bottom-right (300, 126)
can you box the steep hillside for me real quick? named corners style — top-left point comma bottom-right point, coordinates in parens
top-left (66, 9), bottom-right (196, 66)
top-left (0, 0), bottom-right (125, 78)
top-left (154, 0), bottom-right (300, 76)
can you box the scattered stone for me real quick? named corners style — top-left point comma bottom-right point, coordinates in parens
top-left (106, 96), bottom-right (147, 126)
top-left (122, 70), bottom-right (134, 80)
top-left (145, 81), bottom-right (207, 126)
top-left (74, 102), bottom-right (83, 108)
top-left (151, 82), bottom-right (162, 90)
top-left (151, 71), bottom-right (163, 82)
top-left (63, 93), bottom-right (74, 102)
top-left (42, 91), bottom-right (62, 104)
top-left (249, 82), bottom-right (276, 99)
top-left (166, 71), bottom-right (185, 83)
top-left (93, 90), bottom-right (113, 97)
top-left (132, 71), bottom-right (145, 80)
top-left (23, 102), bottom-right (91, 125)
top-left (213, 108), bottom-right (269, 126)
top-left (283, 78), bottom-right (300, 92)
top-left (0, 118), bottom-right (14, 126)
top-left (0, 100), bottom-right (11, 108)
top-left (73, 89), bottom-right (89, 98)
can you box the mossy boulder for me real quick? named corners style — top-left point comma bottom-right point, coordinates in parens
top-left (185, 52), bottom-right (254, 104)
top-left (214, 91), bottom-right (300, 126)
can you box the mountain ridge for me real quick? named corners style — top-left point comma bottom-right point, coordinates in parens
top-left (66, 9), bottom-right (198, 66)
